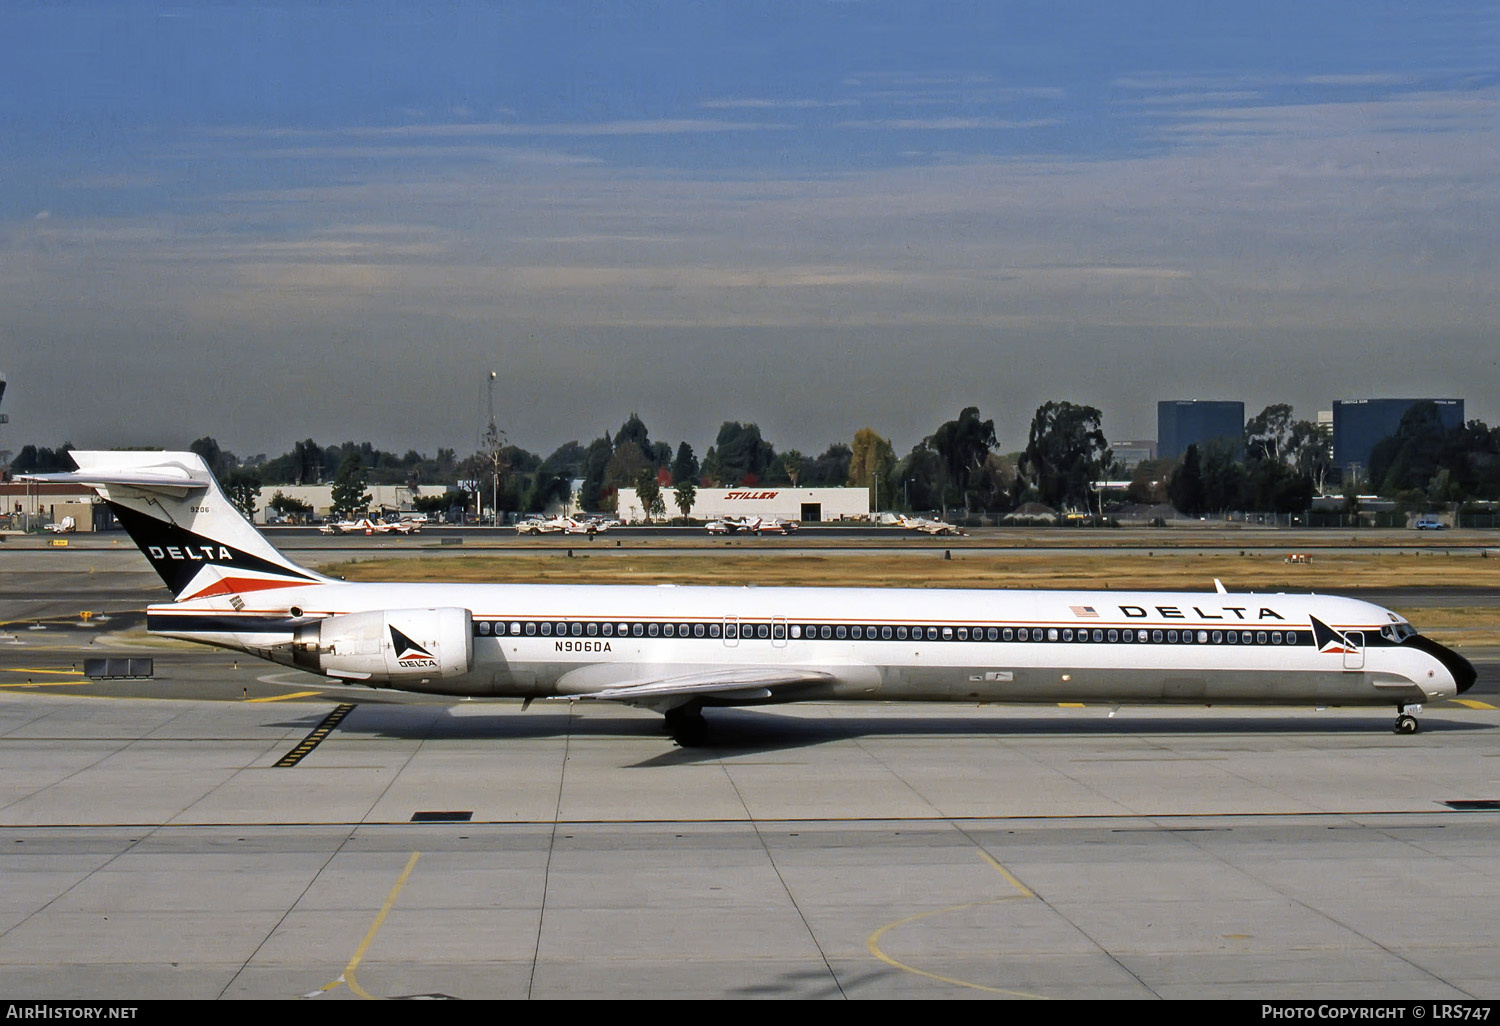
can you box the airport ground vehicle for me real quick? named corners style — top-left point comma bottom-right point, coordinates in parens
top-left (22, 452), bottom-right (1477, 744)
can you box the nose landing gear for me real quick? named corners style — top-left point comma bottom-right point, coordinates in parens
top-left (1394, 704), bottom-right (1423, 735)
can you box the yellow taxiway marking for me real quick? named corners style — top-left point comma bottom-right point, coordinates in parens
top-left (976, 850), bottom-right (1036, 898)
top-left (0, 679), bottom-right (92, 689)
top-left (1453, 699), bottom-right (1498, 710)
top-left (1057, 702), bottom-right (1085, 708)
top-left (246, 691), bottom-right (324, 704)
top-left (0, 667), bottom-right (87, 676)
top-left (309, 851), bottom-right (421, 1000)
top-left (865, 848), bottom-right (1046, 998)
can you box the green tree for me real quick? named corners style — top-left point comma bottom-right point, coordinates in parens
top-left (779, 449), bottom-right (804, 486)
top-left (542, 441), bottom-right (588, 479)
top-left (931, 408), bottom-right (996, 512)
top-left (412, 493), bottom-right (454, 517)
top-left (1244, 454), bottom-right (1312, 513)
top-left (579, 434), bottom-right (614, 511)
top-left (525, 468), bottom-right (573, 513)
top-left (1128, 458), bottom-right (1172, 506)
top-left (10, 443), bottom-right (76, 475)
top-left (614, 413), bottom-right (652, 455)
top-left (1428, 467), bottom-right (1464, 509)
top-left (671, 441), bottom-right (699, 485)
top-left (1199, 440), bottom-right (1248, 514)
top-left (1243, 404), bottom-right (1294, 464)
top-left (330, 452), bottom-right (372, 517)
top-left (1019, 402), bottom-right (1110, 511)
top-left (189, 436), bottom-right (236, 480)
top-left (223, 467), bottom-right (262, 521)
top-left (899, 443), bottom-right (946, 511)
top-left (849, 428), bottom-right (896, 508)
top-left (1342, 477), bottom-right (1363, 520)
top-left (673, 479), bottom-right (697, 522)
top-left (604, 440), bottom-right (650, 491)
top-left (1370, 401), bottom-right (1456, 497)
top-left (801, 443), bottom-right (852, 487)
top-left (267, 491), bottom-right (313, 521)
top-left (635, 468), bottom-right (665, 522)
top-left (194, 439), bottom-right (272, 521)
top-left (970, 452), bottom-right (1018, 513)
top-left (284, 439), bottom-right (322, 484)
top-left (1450, 421), bottom-right (1500, 499)
top-left (699, 445), bottom-right (722, 486)
top-left (1168, 445), bottom-right (1205, 515)
top-left (1289, 419), bottom-right (1335, 495)
top-left (713, 422), bottom-right (776, 484)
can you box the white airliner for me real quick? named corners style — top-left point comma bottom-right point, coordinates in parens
top-left (23, 452), bottom-right (1477, 744)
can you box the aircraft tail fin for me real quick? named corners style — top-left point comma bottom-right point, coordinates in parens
top-left (18, 451), bottom-right (328, 602)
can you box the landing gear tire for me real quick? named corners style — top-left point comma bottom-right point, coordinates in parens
top-left (1394, 713), bottom-right (1420, 735)
top-left (665, 707), bottom-right (709, 747)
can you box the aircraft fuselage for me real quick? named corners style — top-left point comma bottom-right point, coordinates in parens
top-left (146, 580), bottom-right (1472, 708)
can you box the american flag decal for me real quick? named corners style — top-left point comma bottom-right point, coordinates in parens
top-left (1070, 605), bottom-right (1099, 618)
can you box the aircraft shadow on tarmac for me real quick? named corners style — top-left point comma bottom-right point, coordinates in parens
top-left (281, 702), bottom-right (1496, 766)
top-left (729, 967), bottom-right (886, 999)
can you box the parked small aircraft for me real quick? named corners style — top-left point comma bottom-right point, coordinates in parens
top-left (318, 517), bottom-right (420, 536)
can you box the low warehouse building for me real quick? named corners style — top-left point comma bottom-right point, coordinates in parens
top-left (615, 486), bottom-right (870, 524)
top-left (0, 482), bottom-right (102, 532)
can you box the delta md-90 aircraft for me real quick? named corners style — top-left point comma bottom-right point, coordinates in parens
top-left (25, 451), bottom-right (1477, 745)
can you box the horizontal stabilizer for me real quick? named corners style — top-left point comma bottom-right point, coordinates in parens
top-left (16, 467), bottom-right (208, 497)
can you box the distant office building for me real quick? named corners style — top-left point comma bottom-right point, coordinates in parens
top-left (1332, 398), bottom-right (1464, 478)
top-left (1109, 439), bottom-right (1156, 469)
top-left (1157, 401), bottom-right (1244, 461)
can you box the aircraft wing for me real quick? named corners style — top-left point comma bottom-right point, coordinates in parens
top-left (555, 666), bottom-right (832, 703)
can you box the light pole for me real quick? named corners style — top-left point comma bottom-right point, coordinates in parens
top-left (485, 370), bottom-right (499, 527)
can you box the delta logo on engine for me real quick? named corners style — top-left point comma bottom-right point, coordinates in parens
top-left (390, 625), bottom-right (438, 668)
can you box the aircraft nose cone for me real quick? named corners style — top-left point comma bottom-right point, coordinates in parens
top-left (1408, 634), bottom-right (1477, 695)
top-left (1453, 650), bottom-right (1478, 695)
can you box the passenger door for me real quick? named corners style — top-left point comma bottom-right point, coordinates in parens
top-left (1342, 630), bottom-right (1364, 670)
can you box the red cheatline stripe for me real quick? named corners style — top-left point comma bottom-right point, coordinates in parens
top-left (184, 577), bottom-right (317, 600)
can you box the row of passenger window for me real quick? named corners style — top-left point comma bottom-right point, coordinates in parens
top-left (474, 619), bottom-right (1307, 647)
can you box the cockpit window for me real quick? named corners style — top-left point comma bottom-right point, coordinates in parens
top-left (1380, 623), bottom-right (1417, 643)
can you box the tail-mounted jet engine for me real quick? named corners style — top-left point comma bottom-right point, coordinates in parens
top-left (291, 607), bottom-right (473, 683)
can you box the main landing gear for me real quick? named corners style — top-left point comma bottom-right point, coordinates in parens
top-left (664, 704), bottom-right (709, 747)
top-left (1394, 704), bottom-right (1423, 735)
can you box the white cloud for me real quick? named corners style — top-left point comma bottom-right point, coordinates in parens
top-left (698, 97), bottom-right (858, 110)
top-left (838, 117), bottom-right (1063, 131)
top-left (4, 79), bottom-right (1496, 452)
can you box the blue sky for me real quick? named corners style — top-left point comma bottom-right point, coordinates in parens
top-left (1, 2), bottom-right (1496, 459)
